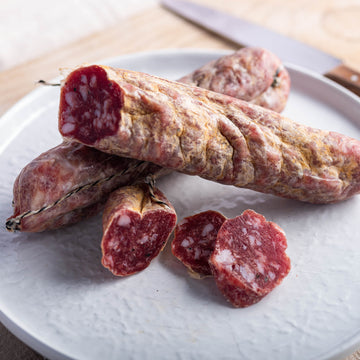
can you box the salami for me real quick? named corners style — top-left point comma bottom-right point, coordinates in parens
top-left (7, 48), bottom-right (290, 232)
top-left (179, 47), bottom-right (290, 113)
top-left (59, 64), bottom-right (360, 204)
top-left (101, 183), bottom-right (177, 276)
top-left (6, 141), bottom-right (167, 232)
top-left (171, 210), bottom-right (226, 276)
top-left (209, 209), bottom-right (291, 307)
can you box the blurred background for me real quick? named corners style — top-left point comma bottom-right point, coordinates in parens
top-left (1, 0), bottom-right (360, 115)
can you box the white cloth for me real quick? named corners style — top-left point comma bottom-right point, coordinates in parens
top-left (0, 0), bottom-right (157, 71)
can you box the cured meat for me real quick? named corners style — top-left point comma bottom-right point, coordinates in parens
top-left (171, 210), bottom-right (226, 276)
top-left (7, 48), bottom-right (290, 233)
top-left (179, 47), bottom-right (290, 113)
top-left (59, 64), bottom-right (360, 204)
top-left (6, 141), bottom-right (167, 232)
top-left (101, 183), bottom-right (177, 276)
top-left (209, 209), bottom-right (291, 307)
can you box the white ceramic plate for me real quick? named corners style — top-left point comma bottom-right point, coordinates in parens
top-left (0, 49), bottom-right (360, 360)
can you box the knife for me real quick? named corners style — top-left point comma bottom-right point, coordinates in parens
top-left (161, 0), bottom-right (360, 96)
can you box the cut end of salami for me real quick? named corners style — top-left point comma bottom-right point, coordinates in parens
top-left (101, 184), bottom-right (177, 276)
top-left (59, 65), bottom-right (123, 145)
top-left (171, 210), bottom-right (226, 276)
top-left (210, 209), bottom-right (291, 308)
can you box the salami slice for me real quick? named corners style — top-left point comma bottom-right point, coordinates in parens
top-left (209, 209), bottom-right (291, 307)
top-left (101, 183), bottom-right (177, 276)
top-left (171, 210), bottom-right (226, 276)
top-left (59, 64), bottom-right (360, 204)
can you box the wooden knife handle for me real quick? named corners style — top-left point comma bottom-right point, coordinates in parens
top-left (325, 64), bottom-right (360, 97)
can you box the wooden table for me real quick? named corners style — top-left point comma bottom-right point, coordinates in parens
top-left (1, 1), bottom-right (359, 359)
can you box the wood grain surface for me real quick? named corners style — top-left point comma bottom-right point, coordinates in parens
top-left (0, 1), bottom-right (359, 359)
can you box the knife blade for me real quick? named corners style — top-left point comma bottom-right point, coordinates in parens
top-left (161, 0), bottom-right (360, 96)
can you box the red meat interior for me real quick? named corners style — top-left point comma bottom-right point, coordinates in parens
top-left (102, 209), bottom-right (176, 276)
top-left (59, 65), bottom-right (123, 145)
top-left (214, 210), bottom-right (291, 294)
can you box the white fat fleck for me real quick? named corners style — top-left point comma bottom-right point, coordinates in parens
top-left (215, 249), bottom-right (235, 265)
top-left (255, 250), bottom-right (267, 265)
top-left (268, 271), bottom-right (276, 280)
top-left (138, 235), bottom-right (149, 244)
top-left (248, 234), bottom-right (255, 246)
top-left (93, 117), bottom-right (103, 130)
top-left (239, 265), bottom-right (255, 283)
top-left (255, 239), bottom-right (262, 246)
top-left (104, 99), bottom-right (111, 112)
top-left (103, 255), bottom-right (114, 268)
top-left (65, 115), bottom-right (75, 123)
top-left (242, 228), bottom-right (247, 235)
top-left (194, 248), bottom-right (201, 260)
top-left (79, 85), bottom-right (88, 101)
top-left (246, 217), bottom-right (260, 229)
top-left (226, 235), bottom-right (234, 246)
top-left (117, 214), bottom-right (131, 227)
top-left (270, 262), bottom-right (281, 270)
top-left (255, 259), bottom-right (265, 274)
top-left (80, 74), bottom-right (88, 84)
top-left (181, 239), bottom-right (190, 247)
top-left (107, 238), bottom-right (116, 248)
top-left (65, 91), bottom-right (79, 107)
top-left (181, 237), bottom-right (194, 248)
top-left (151, 233), bottom-right (158, 241)
top-left (242, 244), bottom-right (247, 250)
top-left (201, 223), bottom-right (214, 237)
top-left (90, 75), bottom-right (97, 87)
top-left (61, 122), bottom-right (75, 134)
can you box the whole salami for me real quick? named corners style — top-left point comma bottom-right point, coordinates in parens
top-left (7, 48), bottom-right (290, 232)
top-left (101, 183), bottom-right (177, 276)
top-left (59, 64), bottom-right (360, 204)
top-left (210, 209), bottom-right (291, 307)
top-left (171, 210), bottom-right (226, 276)
top-left (179, 47), bottom-right (290, 113)
top-left (6, 141), bottom-right (167, 232)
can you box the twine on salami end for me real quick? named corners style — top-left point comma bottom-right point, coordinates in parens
top-left (144, 175), bottom-right (170, 209)
top-left (37, 80), bottom-right (61, 87)
top-left (271, 67), bottom-right (281, 88)
top-left (6, 160), bottom-right (148, 232)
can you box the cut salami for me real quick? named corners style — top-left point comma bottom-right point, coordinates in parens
top-left (7, 48), bottom-right (290, 232)
top-left (59, 64), bottom-right (360, 204)
top-left (101, 183), bottom-right (177, 276)
top-left (171, 210), bottom-right (226, 276)
top-left (6, 141), bottom-right (167, 232)
top-left (209, 209), bottom-right (291, 307)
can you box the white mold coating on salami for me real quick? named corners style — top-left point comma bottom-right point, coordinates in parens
top-left (210, 209), bottom-right (291, 308)
top-left (6, 141), bottom-right (167, 232)
top-left (7, 48), bottom-right (291, 233)
top-left (179, 47), bottom-right (290, 113)
top-left (59, 65), bottom-right (360, 204)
